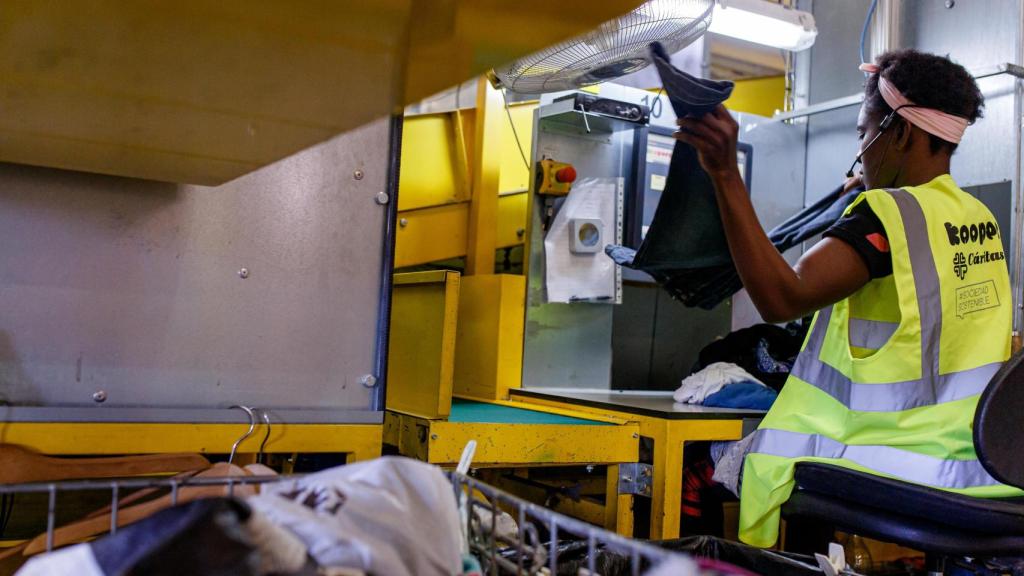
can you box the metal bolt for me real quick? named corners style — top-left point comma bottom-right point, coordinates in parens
top-left (430, 433), bottom-right (439, 440)
top-left (375, 191), bottom-right (390, 205)
top-left (632, 433), bottom-right (639, 439)
top-left (399, 218), bottom-right (409, 228)
top-left (92, 390), bottom-right (107, 403)
top-left (238, 268), bottom-right (250, 279)
top-left (585, 465), bottom-right (595, 473)
top-left (353, 169), bottom-right (364, 180)
top-left (944, 0), bottom-right (954, 7)
top-left (516, 228), bottom-right (526, 238)
top-left (358, 374), bottom-right (377, 388)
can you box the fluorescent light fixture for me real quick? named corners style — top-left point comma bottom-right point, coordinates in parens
top-left (708, 0), bottom-right (818, 52)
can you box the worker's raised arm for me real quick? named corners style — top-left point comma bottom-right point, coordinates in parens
top-left (674, 105), bottom-right (870, 323)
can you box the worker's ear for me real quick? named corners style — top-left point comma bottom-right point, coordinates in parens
top-left (893, 118), bottom-right (912, 151)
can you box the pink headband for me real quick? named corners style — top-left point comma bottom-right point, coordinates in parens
top-left (859, 63), bottom-right (969, 144)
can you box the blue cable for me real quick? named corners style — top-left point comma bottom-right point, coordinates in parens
top-left (859, 0), bottom-right (879, 68)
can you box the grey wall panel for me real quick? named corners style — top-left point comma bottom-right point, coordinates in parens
top-left (0, 118), bottom-right (392, 419)
top-left (804, 106), bottom-right (861, 204)
top-left (808, 0), bottom-right (874, 104)
top-left (901, 0), bottom-right (1020, 188)
top-left (733, 114), bottom-right (809, 329)
top-left (649, 292), bottom-right (731, 390)
top-left (611, 283), bottom-right (732, 391)
top-left (803, 0), bottom-right (869, 205)
top-left (612, 284), bottom-right (657, 390)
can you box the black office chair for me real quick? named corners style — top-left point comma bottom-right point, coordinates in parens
top-left (780, 349), bottom-right (1024, 570)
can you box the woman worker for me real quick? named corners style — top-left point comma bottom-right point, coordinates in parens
top-left (674, 49), bottom-right (1019, 547)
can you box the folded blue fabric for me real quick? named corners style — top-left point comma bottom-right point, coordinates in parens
top-left (702, 382), bottom-right (778, 410)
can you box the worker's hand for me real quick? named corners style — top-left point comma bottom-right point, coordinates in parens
top-left (842, 173), bottom-right (864, 195)
top-left (674, 105), bottom-right (740, 181)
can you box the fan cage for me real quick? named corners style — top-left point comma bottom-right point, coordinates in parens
top-left (495, 0), bottom-right (714, 94)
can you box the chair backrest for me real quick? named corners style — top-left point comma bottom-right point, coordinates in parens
top-left (974, 348), bottom-right (1024, 489)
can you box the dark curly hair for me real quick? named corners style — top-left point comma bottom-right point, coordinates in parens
top-left (864, 49), bottom-right (983, 154)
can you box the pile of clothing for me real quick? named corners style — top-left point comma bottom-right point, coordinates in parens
top-left (673, 323), bottom-right (808, 411)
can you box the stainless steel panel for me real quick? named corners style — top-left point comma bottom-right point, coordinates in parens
top-left (732, 114), bottom-right (809, 329)
top-left (0, 118), bottom-right (393, 420)
top-left (523, 101), bottom-right (637, 389)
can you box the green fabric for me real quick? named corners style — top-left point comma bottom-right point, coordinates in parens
top-left (739, 176), bottom-right (1018, 548)
top-left (448, 399), bottom-right (610, 425)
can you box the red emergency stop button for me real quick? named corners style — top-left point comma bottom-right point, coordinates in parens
top-left (555, 165), bottom-right (577, 183)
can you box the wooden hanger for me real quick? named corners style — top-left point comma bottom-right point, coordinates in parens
top-left (23, 462), bottom-right (256, 555)
top-left (0, 444), bottom-right (210, 484)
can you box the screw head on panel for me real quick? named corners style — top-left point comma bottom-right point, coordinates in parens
top-left (359, 374), bottom-right (378, 388)
top-left (375, 192), bottom-right (390, 205)
top-left (238, 268), bottom-right (250, 279)
top-left (353, 170), bottom-right (364, 180)
top-left (399, 218), bottom-right (409, 228)
top-left (92, 390), bottom-right (107, 403)
top-left (944, 0), bottom-right (954, 7)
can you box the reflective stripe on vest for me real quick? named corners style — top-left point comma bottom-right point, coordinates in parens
top-left (792, 305), bottom-right (1000, 411)
top-left (848, 318), bottom-right (897, 349)
top-left (786, 189), bottom-right (995, 412)
top-left (749, 428), bottom-right (1001, 489)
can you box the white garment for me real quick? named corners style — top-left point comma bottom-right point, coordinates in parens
top-left (14, 543), bottom-right (103, 576)
top-left (245, 509), bottom-right (308, 575)
top-left (673, 362), bottom-right (765, 404)
top-left (711, 434), bottom-right (756, 497)
top-left (248, 457), bottom-right (461, 576)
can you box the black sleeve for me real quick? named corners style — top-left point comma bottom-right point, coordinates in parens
top-left (822, 201), bottom-right (893, 279)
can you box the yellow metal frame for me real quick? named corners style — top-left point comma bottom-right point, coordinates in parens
top-left (384, 403), bottom-right (636, 467)
top-left (385, 396), bottom-right (639, 535)
top-left (466, 77), bottom-right (503, 275)
top-left (481, 471), bottom-right (607, 528)
top-left (394, 192), bottom-right (526, 269)
top-left (0, 423), bottom-right (382, 462)
top-left (453, 274), bottom-right (525, 401)
top-left (512, 393), bottom-right (747, 539)
top-left (387, 270), bottom-right (461, 418)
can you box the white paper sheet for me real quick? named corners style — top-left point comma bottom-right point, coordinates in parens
top-left (544, 178), bottom-right (619, 303)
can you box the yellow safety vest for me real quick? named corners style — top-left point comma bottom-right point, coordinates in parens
top-left (738, 174), bottom-right (1019, 548)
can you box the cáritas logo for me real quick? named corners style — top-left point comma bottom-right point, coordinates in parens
top-left (953, 252), bottom-right (968, 280)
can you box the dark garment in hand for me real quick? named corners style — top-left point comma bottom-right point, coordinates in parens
top-left (608, 175), bottom-right (864, 308)
top-left (605, 41), bottom-right (736, 293)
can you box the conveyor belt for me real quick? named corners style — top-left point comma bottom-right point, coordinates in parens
top-left (448, 399), bottom-right (611, 425)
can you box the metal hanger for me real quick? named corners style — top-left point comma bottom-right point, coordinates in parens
top-left (228, 405), bottom-right (257, 465)
top-left (257, 410), bottom-right (271, 465)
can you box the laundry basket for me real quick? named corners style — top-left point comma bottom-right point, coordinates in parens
top-left (0, 466), bottom-right (710, 576)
